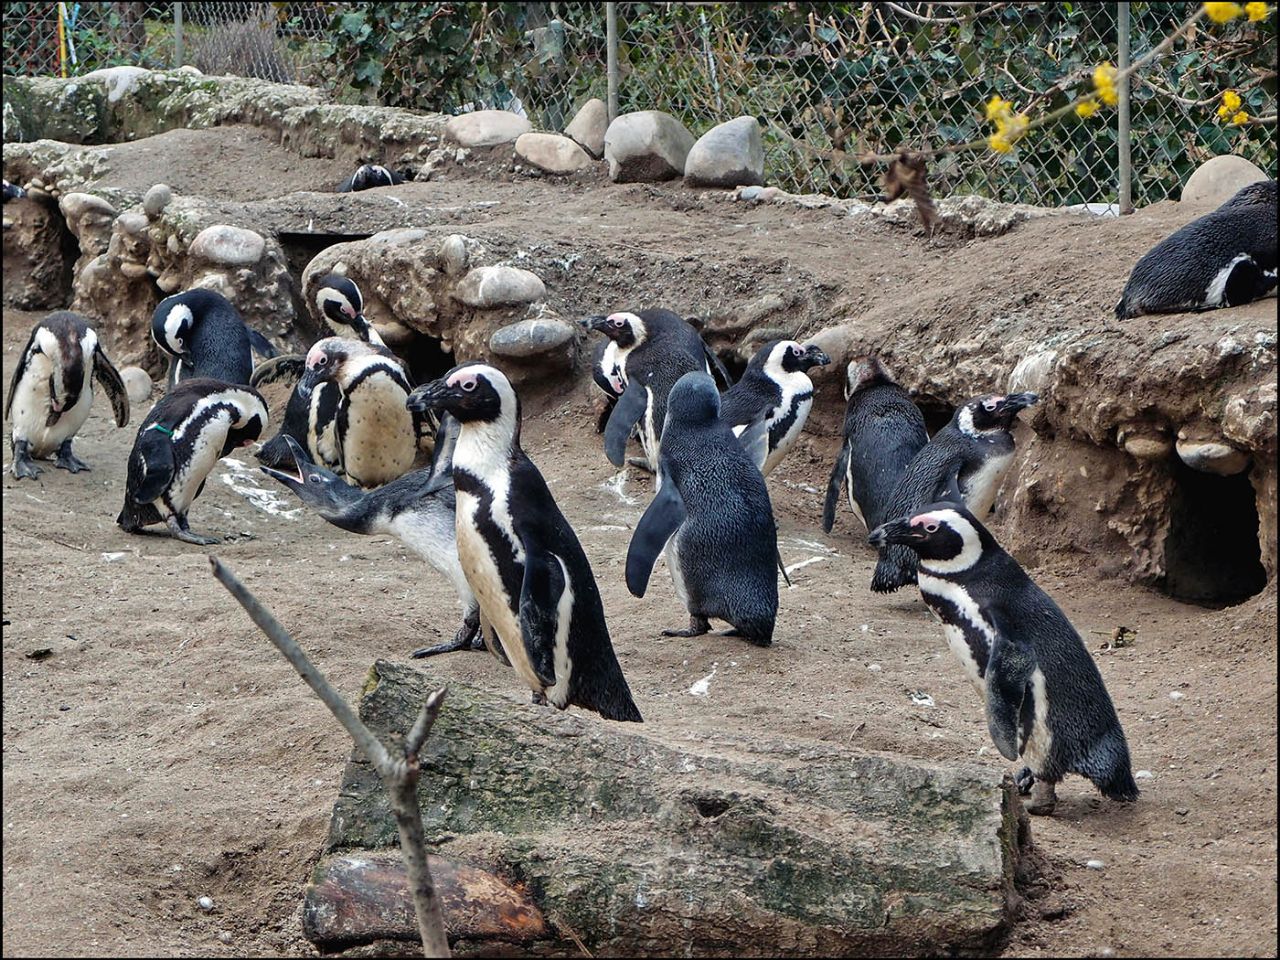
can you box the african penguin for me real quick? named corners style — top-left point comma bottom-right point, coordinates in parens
top-left (719, 339), bottom-right (831, 475)
top-left (585, 308), bottom-right (731, 470)
top-left (117, 378), bottom-right (268, 545)
top-left (337, 164), bottom-right (405, 192)
top-left (822, 355), bottom-right (928, 534)
top-left (871, 392), bottom-right (1038, 593)
top-left (869, 502), bottom-right (1139, 815)
top-left (313, 274), bottom-right (385, 346)
top-left (151, 289), bottom-right (277, 388)
top-left (1117, 178), bottom-right (1277, 318)
top-left (5, 312), bottom-right (130, 480)
top-left (588, 338), bottom-right (625, 433)
top-left (626, 371), bottom-right (779, 646)
top-left (406, 362), bottom-right (642, 721)
top-left (3, 180), bottom-right (25, 202)
top-left (259, 421), bottom-right (482, 658)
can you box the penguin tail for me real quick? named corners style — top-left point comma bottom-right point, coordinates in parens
top-left (598, 693), bottom-right (643, 723)
top-left (1085, 732), bottom-right (1140, 802)
top-left (1097, 765), bottom-right (1140, 803)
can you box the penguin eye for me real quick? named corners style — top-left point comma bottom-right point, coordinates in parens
top-left (460, 378), bottom-right (478, 393)
top-left (308, 473), bottom-right (321, 484)
top-left (983, 400), bottom-right (997, 412)
top-left (317, 355), bottom-right (329, 366)
top-left (924, 523), bottom-right (940, 534)
top-left (611, 318), bottom-right (624, 328)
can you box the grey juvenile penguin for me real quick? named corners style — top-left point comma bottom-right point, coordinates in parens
top-left (151, 289), bottom-right (276, 388)
top-left (1116, 178), bottom-right (1276, 318)
top-left (872, 391), bottom-right (1037, 593)
top-left (823, 355), bottom-right (928, 534)
top-left (869, 502), bottom-right (1139, 815)
top-left (626, 371), bottom-right (779, 646)
top-left (6, 311), bottom-right (129, 480)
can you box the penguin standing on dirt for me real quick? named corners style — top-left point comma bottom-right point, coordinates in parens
top-left (337, 164), bottom-right (405, 193)
top-left (117, 378), bottom-right (268, 545)
top-left (406, 362), bottom-right (643, 721)
top-left (588, 338), bottom-right (625, 433)
top-left (626, 371), bottom-right (779, 646)
top-left (584, 309), bottom-right (730, 470)
top-left (719, 339), bottom-right (831, 475)
top-left (869, 502), bottom-right (1139, 815)
top-left (5, 312), bottom-right (130, 480)
top-left (151, 289), bottom-right (276, 388)
top-left (872, 392), bottom-right (1038, 593)
top-left (1116, 178), bottom-right (1277, 318)
top-left (823, 355), bottom-right (928, 534)
top-left (260, 423), bottom-right (481, 657)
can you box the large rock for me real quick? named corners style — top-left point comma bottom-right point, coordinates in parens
top-left (189, 224), bottom-right (266, 266)
top-left (2, 194), bottom-right (72, 310)
top-left (444, 110), bottom-right (531, 148)
top-left (1181, 155), bottom-right (1268, 206)
top-left (454, 265), bottom-right (545, 309)
top-left (603, 110), bottom-right (696, 183)
top-left (489, 316), bottom-right (575, 358)
top-left (514, 132), bottom-right (593, 174)
top-left (684, 116), bottom-right (765, 188)
top-left (313, 661), bottom-right (1020, 955)
top-left (565, 97), bottom-right (607, 158)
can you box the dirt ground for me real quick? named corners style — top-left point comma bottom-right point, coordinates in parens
top-left (2, 127), bottom-right (1278, 959)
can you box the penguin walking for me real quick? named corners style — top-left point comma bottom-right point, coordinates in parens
top-left (151, 289), bottom-right (277, 388)
top-left (5, 311), bottom-right (130, 480)
top-left (406, 362), bottom-right (642, 721)
top-left (117, 378), bottom-right (268, 544)
top-left (871, 392), bottom-right (1037, 593)
top-left (719, 339), bottom-right (831, 475)
top-left (338, 164), bottom-right (405, 192)
top-left (1117, 178), bottom-right (1276, 318)
top-left (260, 423), bottom-right (482, 657)
top-left (868, 502), bottom-right (1139, 815)
top-left (822, 355), bottom-right (928, 534)
top-left (584, 309), bottom-right (730, 470)
top-left (626, 371), bottom-right (779, 646)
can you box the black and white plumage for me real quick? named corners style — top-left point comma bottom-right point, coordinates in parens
top-left (871, 392), bottom-right (1038, 593)
top-left (117, 378), bottom-right (268, 544)
top-left (312, 274), bottom-right (385, 346)
top-left (1116, 178), bottom-right (1277, 318)
top-left (626, 371), bottom-right (779, 646)
top-left (260, 421), bottom-right (481, 657)
top-left (822, 355), bottom-right (927, 534)
top-left (337, 164), bottom-right (405, 193)
top-left (5, 311), bottom-right (129, 480)
top-left (151, 289), bottom-right (276, 388)
top-left (585, 308), bottom-right (731, 470)
top-left (869, 502), bottom-right (1139, 814)
top-left (719, 339), bottom-right (830, 475)
top-left (3, 180), bottom-right (25, 202)
top-left (406, 363), bottom-right (642, 721)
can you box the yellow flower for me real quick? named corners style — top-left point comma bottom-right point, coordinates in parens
top-left (1245, 1), bottom-right (1269, 19)
top-left (1205, 2), bottom-right (1244, 22)
top-left (986, 96), bottom-right (1013, 121)
top-left (1076, 98), bottom-right (1100, 118)
top-left (1094, 63), bottom-right (1119, 106)
top-left (988, 134), bottom-right (1013, 154)
top-left (1222, 89), bottom-right (1242, 111)
top-left (1231, 110), bottom-right (1250, 124)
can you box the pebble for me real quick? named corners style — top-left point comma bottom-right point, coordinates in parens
top-left (143, 183), bottom-right (172, 218)
top-left (1134, 769), bottom-right (1154, 780)
top-left (1175, 807), bottom-right (1189, 816)
top-left (218, 931), bottom-right (232, 944)
top-left (1168, 691), bottom-right (1185, 701)
top-left (197, 895), bottom-right (215, 911)
top-left (1084, 859), bottom-right (1105, 870)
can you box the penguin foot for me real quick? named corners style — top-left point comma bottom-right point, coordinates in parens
top-left (663, 616), bottom-right (711, 638)
top-left (531, 690), bottom-right (550, 707)
top-left (626, 456), bottom-right (655, 474)
top-left (11, 440), bottom-right (42, 480)
top-left (1014, 766), bottom-right (1036, 795)
top-left (55, 441), bottom-right (90, 473)
top-left (167, 516), bottom-right (220, 546)
top-left (1025, 780), bottom-right (1058, 816)
top-left (410, 616), bottom-right (485, 658)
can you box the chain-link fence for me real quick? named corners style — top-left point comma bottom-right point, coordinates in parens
top-left (3, 2), bottom-right (1275, 208)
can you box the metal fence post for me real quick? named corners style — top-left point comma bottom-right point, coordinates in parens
top-left (173, 1), bottom-right (184, 67)
top-left (606, 2), bottom-right (619, 124)
top-left (1117, 2), bottom-right (1133, 214)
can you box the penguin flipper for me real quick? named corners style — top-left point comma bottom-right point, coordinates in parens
top-left (985, 631), bottom-right (1035, 763)
top-left (704, 342), bottom-right (733, 390)
top-left (5, 325), bottom-right (40, 420)
top-left (737, 415), bottom-right (770, 474)
top-left (822, 442), bottom-right (851, 533)
top-left (131, 426), bottom-right (177, 505)
top-left (92, 344), bottom-right (131, 427)
top-left (518, 550), bottom-right (566, 688)
top-left (246, 328), bottom-right (278, 360)
top-left (625, 471), bottom-right (687, 597)
top-left (604, 379), bottom-right (647, 467)
top-left (249, 354), bottom-right (306, 389)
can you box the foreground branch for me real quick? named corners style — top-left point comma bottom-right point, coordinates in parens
top-left (210, 556), bottom-right (452, 958)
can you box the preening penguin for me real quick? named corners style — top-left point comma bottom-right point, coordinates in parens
top-left (313, 274), bottom-right (385, 346)
top-left (626, 371), bottom-right (779, 646)
top-left (117, 378), bottom-right (268, 545)
top-left (719, 339), bottom-right (831, 475)
top-left (337, 164), bottom-right (405, 192)
top-left (588, 338), bottom-right (625, 433)
top-left (151, 289), bottom-right (276, 388)
top-left (871, 391), bottom-right (1037, 593)
top-left (1117, 178), bottom-right (1277, 318)
top-left (406, 362), bottom-right (642, 721)
top-left (822, 355), bottom-right (928, 533)
top-left (5, 312), bottom-right (130, 480)
top-left (869, 503), bottom-right (1139, 815)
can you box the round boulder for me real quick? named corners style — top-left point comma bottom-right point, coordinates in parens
top-left (143, 183), bottom-right (172, 218)
top-left (603, 111), bottom-right (696, 183)
top-left (565, 98), bottom-right (607, 159)
top-left (1175, 435), bottom-right (1251, 475)
top-left (119, 365), bottom-right (153, 405)
top-left (189, 224), bottom-right (266, 266)
top-left (445, 110), bottom-right (532, 148)
top-left (455, 265), bottom-right (546, 309)
top-left (684, 116), bottom-right (764, 188)
top-left (1181, 155), bottom-right (1267, 206)
top-left (515, 133), bottom-right (593, 175)
top-left (489, 317), bottom-right (576, 358)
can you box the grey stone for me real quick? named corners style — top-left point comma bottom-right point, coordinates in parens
top-left (1181, 155), bottom-right (1267, 206)
top-left (514, 132), bottom-right (593, 174)
top-left (489, 317), bottom-right (576, 358)
top-left (444, 110), bottom-right (531, 148)
top-left (59, 191), bottom-right (116, 221)
top-left (143, 183), bottom-right (172, 218)
top-left (603, 110), bottom-right (696, 183)
top-left (119, 365), bottom-right (153, 405)
top-left (189, 224), bottom-right (266, 266)
top-left (565, 98), bottom-right (607, 158)
top-left (114, 211), bottom-right (148, 236)
top-left (684, 116), bottom-right (764, 188)
top-left (437, 234), bottom-right (470, 276)
top-left (454, 265), bottom-right (545, 309)
top-left (1175, 435), bottom-right (1251, 475)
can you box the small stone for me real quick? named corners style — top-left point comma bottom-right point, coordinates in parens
top-left (565, 98), bottom-right (607, 158)
top-left (189, 224), bottom-right (266, 266)
top-left (684, 116), bottom-right (765, 189)
top-left (1134, 769), bottom-right (1155, 780)
top-left (445, 110), bottom-right (531, 148)
top-left (1181, 155), bottom-right (1267, 206)
top-left (737, 185), bottom-right (763, 201)
top-left (1175, 435), bottom-right (1251, 476)
top-left (217, 931), bottom-right (232, 945)
top-left (758, 186), bottom-right (783, 201)
top-left (489, 318), bottom-right (575, 358)
top-left (119, 366), bottom-right (153, 404)
top-left (1084, 859), bottom-right (1105, 871)
top-left (455, 265), bottom-right (546, 309)
top-left (1122, 433), bottom-right (1173, 461)
top-left (1175, 807), bottom-right (1189, 817)
top-left (118, 261), bottom-right (149, 279)
top-left (143, 183), bottom-right (172, 218)
top-left (603, 110), bottom-right (696, 183)
top-left (59, 192), bottom-right (116, 221)
top-left (1168, 690), bottom-right (1185, 700)
top-left (166, 234), bottom-right (183, 254)
top-left (114, 211), bottom-right (148, 236)
top-left (455, 148), bottom-right (470, 163)
top-left (437, 235), bottom-right (471, 276)
top-left (197, 895), bottom-right (215, 911)
top-left (514, 132), bottom-right (593, 174)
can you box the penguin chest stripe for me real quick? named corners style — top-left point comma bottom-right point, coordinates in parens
top-left (918, 573), bottom-right (995, 690)
top-left (961, 450), bottom-right (1014, 519)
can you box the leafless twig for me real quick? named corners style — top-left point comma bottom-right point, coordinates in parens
top-left (209, 556), bottom-right (452, 958)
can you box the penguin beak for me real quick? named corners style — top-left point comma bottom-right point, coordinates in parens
top-left (868, 517), bottom-right (920, 548)
top-left (406, 378), bottom-right (452, 414)
top-left (580, 315), bottom-right (608, 333)
top-left (998, 392), bottom-right (1039, 416)
top-left (259, 435), bottom-right (312, 487)
top-left (802, 345), bottom-right (832, 370)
